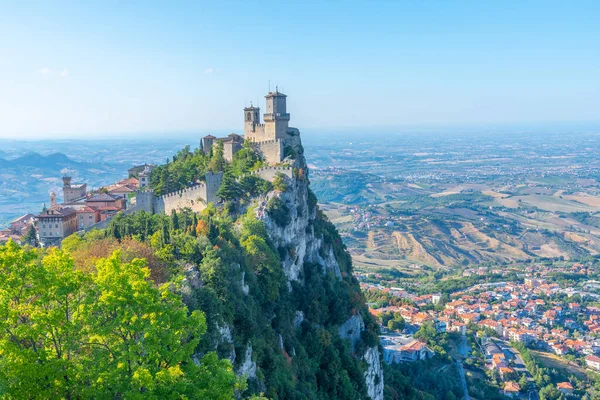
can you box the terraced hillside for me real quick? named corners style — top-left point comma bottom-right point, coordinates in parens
top-left (308, 132), bottom-right (600, 270)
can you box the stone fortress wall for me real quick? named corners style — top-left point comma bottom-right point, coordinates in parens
top-left (245, 122), bottom-right (269, 142)
top-left (250, 140), bottom-right (282, 166)
top-left (251, 165), bottom-right (293, 181)
top-left (156, 182), bottom-right (208, 214)
top-left (133, 171), bottom-right (223, 215)
top-left (125, 166), bottom-right (292, 221)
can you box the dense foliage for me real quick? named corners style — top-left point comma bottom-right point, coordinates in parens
top-left (94, 200), bottom-right (378, 399)
top-left (149, 141), bottom-right (266, 196)
top-left (0, 240), bottom-right (237, 399)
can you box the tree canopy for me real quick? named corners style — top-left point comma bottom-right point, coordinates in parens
top-left (0, 240), bottom-right (238, 399)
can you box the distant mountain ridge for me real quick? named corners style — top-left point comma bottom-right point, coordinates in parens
top-left (0, 152), bottom-right (80, 168)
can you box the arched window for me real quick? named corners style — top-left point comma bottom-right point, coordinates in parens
top-left (246, 112), bottom-right (252, 121)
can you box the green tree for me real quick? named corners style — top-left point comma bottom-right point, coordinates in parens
top-left (217, 172), bottom-right (243, 202)
top-left (273, 172), bottom-right (288, 192)
top-left (387, 316), bottom-right (405, 332)
top-left (266, 196), bottom-right (291, 227)
top-left (243, 234), bottom-right (283, 302)
top-left (0, 241), bottom-right (89, 398)
top-left (208, 141), bottom-right (226, 173)
top-left (171, 209), bottom-right (180, 230)
top-left (230, 142), bottom-right (262, 177)
top-left (84, 252), bottom-right (236, 398)
top-left (519, 374), bottom-right (529, 391)
top-left (539, 383), bottom-right (561, 400)
top-left (0, 241), bottom-right (238, 399)
top-left (22, 224), bottom-right (38, 246)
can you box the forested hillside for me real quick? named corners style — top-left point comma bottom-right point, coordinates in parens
top-left (0, 137), bottom-right (447, 399)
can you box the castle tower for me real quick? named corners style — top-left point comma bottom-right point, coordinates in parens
top-left (49, 192), bottom-right (57, 208)
top-left (264, 87), bottom-right (290, 140)
top-left (204, 171), bottom-right (223, 204)
top-left (62, 175), bottom-right (87, 203)
top-left (243, 104), bottom-right (261, 138)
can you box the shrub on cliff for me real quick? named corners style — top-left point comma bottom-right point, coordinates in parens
top-left (266, 196), bottom-right (291, 227)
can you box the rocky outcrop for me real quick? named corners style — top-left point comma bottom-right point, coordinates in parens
top-left (259, 162), bottom-right (342, 283)
top-left (364, 347), bottom-right (384, 400)
top-left (236, 344), bottom-right (257, 380)
top-left (339, 315), bottom-right (384, 400)
top-left (249, 135), bottom-right (382, 398)
top-left (240, 271), bottom-right (249, 295)
top-left (293, 311), bottom-right (304, 328)
top-left (338, 314), bottom-right (365, 348)
top-left (216, 323), bottom-right (236, 363)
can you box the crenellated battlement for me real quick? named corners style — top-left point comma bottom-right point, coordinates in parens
top-left (159, 182), bottom-right (206, 199)
top-left (253, 165), bottom-right (292, 173)
top-left (237, 165), bottom-right (294, 183)
top-left (250, 139), bottom-right (280, 145)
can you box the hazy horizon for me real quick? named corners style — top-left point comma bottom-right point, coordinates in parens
top-left (1, 120), bottom-right (600, 142)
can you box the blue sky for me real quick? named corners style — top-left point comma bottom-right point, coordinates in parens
top-left (0, 1), bottom-right (598, 138)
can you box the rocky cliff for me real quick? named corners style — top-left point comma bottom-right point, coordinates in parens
top-left (261, 143), bottom-right (383, 399)
top-left (180, 133), bottom-right (383, 399)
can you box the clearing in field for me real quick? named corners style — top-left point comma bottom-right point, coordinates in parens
top-left (512, 195), bottom-right (596, 213)
top-left (531, 350), bottom-right (587, 379)
top-left (431, 185), bottom-right (464, 198)
top-left (562, 194), bottom-right (600, 208)
top-left (481, 190), bottom-right (509, 199)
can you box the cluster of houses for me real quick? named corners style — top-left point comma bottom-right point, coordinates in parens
top-left (346, 206), bottom-right (398, 231)
top-left (0, 214), bottom-right (36, 244)
top-left (34, 175), bottom-right (137, 246)
top-left (364, 262), bottom-right (600, 388)
top-left (1, 165), bottom-right (152, 247)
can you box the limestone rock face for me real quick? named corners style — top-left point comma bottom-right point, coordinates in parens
top-left (237, 344), bottom-right (257, 380)
top-left (293, 310), bottom-right (304, 328)
top-left (364, 347), bottom-right (384, 400)
top-left (259, 152), bottom-right (342, 284)
top-left (216, 323), bottom-right (236, 363)
top-left (237, 136), bottom-right (382, 398)
top-left (338, 314), bottom-right (365, 347)
top-left (338, 315), bottom-right (384, 400)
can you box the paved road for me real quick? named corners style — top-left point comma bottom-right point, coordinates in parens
top-left (455, 334), bottom-right (471, 400)
top-left (494, 339), bottom-right (539, 399)
top-left (458, 334), bottom-right (470, 358)
top-left (455, 360), bottom-right (470, 400)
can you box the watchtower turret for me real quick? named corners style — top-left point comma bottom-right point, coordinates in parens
top-left (264, 87), bottom-right (290, 140)
top-left (243, 103), bottom-right (261, 138)
top-left (62, 176), bottom-right (72, 188)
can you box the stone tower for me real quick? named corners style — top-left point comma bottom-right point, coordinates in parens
top-left (264, 87), bottom-right (290, 140)
top-left (49, 192), bottom-right (57, 209)
top-left (244, 104), bottom-right (261, 132)
top-left (62, 175), bottom-right (87, 203)
top-left (204, 171), bottom-right (223, 204)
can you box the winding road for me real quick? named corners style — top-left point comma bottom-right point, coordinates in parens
top-left (455, 334), bottom-right (470, 400)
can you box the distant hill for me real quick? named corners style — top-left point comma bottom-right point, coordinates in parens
top-left (0, 152), bottom-right (79, 169)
